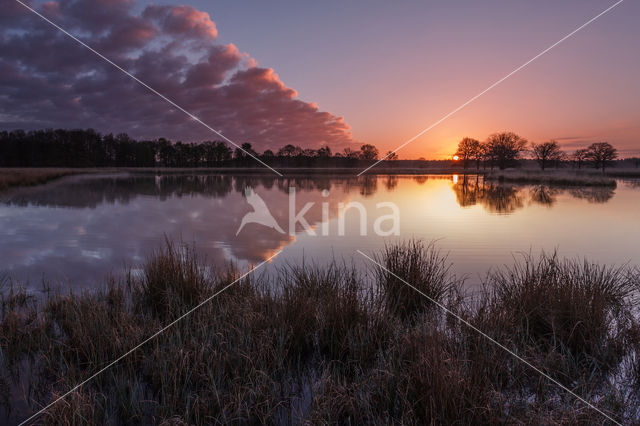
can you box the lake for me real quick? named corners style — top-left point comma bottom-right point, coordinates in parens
top-left (1, 172), bottom-right (639, 292)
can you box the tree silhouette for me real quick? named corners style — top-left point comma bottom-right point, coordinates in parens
top-left (277, 144), bottom-right (302, 157)
top-left (360, 144), bottom-right (379, 161)
top-left (317, 146), bottom-right (332, 157)
top-left (0, 128), bottom-right (385, 169)
top-left (474, 142), bottom-right (488, 170)
top-left (531, 140), bottom-right (563, 170)
top-left (573, 149), bottom-right (588, 169)
top-left (486, 132), bottom-right (527, 170)
top-left (454, 137), bottom-right (480, 170)
top-left (343, 147), bottom-right (360, 159)
top-left (585, 142), bottom-right (617, 172)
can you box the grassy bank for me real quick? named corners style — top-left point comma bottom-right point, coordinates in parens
top-left (1, 241), bottom-right (639, 424)
top-left (484, 170), bottom-right (618, 187)
top-left (0, 169), bottom-right (87, 191)
top-left (124, 166), bottom-right (472, 176)
top-left (605, 169), bottom-right (640, 178)
top-left (2, 167), bottom-right (637, 193)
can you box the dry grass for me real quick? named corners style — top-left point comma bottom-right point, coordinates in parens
top-left (0, 168), bottom-right (84, 191)
top-left (0, 241), bottom-right (638, 424)
top-left (484, 170), bottom-right (617, 187)
top-left (374, 239), bottom-right (459, 319)
top-left (605, 169), bottom-right (640, 178)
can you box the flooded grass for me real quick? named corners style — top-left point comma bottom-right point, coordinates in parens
top-left (1, 241), bottom-right (639, 424)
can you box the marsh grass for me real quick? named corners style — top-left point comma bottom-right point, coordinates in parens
top-left (375, 239), bottom-right (459, 320)
top-left (605, 169), bottom-right (640, 178)
top-left (1, 241), bottom-right (639, 424)
top-left (138, 240), bottom-right (210, 319)
top-left (0, 169), bottom-right (83, 191)
top-left (486, 254), bottom-right (633, 359)
top-left (485, 170), bottom-right (617, 187)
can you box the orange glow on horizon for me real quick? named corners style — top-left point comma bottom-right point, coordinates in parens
top-left (453, 155), bottom-right (459, 161)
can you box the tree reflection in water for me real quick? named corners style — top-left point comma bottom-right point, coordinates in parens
top-left (530, 185), bottom-right (561, 207)
top-left (0, 172), bottom-right (627, 289)
top-left (2, 173), bottom-right (618, 213)
top-left (384, 175), bottom-right (399, 191)
top-left (1, 174), bottom-right (383, 208)
top-left (451, 174), bottom-right (615, 214)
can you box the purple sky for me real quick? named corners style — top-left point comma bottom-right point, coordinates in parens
top-left (1, 0), bottom-right (639, 157)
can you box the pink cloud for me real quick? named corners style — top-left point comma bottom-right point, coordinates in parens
top-left (0, 1), bottom-right (355, 151)
top-left (143, 5), bottom-right (218, 40)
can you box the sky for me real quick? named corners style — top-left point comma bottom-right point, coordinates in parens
top-left (1, 0), bottom-right (639, 158)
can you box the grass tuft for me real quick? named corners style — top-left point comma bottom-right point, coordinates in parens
top-left (0, 241), bottom-right (638, 424)
top-left (375, 239), bottom-right (459, 319)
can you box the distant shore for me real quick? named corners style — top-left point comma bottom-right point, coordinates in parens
top-left (1, 166), bottom-right (638, 191)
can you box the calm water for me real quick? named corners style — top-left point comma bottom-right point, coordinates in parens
top-left (1, 173), bottom-right (639, 291)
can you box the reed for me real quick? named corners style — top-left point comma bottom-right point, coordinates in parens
top-left (374, 239), bottom-right (459, 319)
top-left (0, 241), bottom-right (638, 424)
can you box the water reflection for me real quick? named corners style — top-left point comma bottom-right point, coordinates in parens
top-left (0, 173), bottom-right (633, 290)
top-left (451, 174), bottom-right (615, 214)
top-left (0, 174), bottom-right (392, 288)
top-left (2, 174), bottom-right (349, 209)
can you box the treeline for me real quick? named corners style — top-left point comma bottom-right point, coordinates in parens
top-left (2, 129), bottom-right (636, 171)
top-left (454, 131), bottom-right (632, 172)
top-left (0, 129), bottom-right (381, 168)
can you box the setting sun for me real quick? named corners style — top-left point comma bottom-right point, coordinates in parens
top-left (453, 155), bottom-right (460, 161)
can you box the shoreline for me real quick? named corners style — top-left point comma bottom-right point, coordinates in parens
top-left (0, 166), bottom-right (637, 191)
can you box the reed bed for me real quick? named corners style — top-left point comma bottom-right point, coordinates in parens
top-left (1, 241), bottom-right (639, 424)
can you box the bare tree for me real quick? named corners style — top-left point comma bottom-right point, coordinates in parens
top-left (343, 147), bottom-right (360, 159)
top-left (316, 146), bottom-right (332, 157)
top-left (234, 142), bottom-right (257, 160)
top-left (455, 137), bottom-right (480, 170)
top-left (473, 142), bottom-right (488, 170)
top-left (486, 132), bottom-right (528, 170)
top-left (572, 148), bottom-right (588, 169)
top-left (385, 151), bottom-right (399, 161)
top-left (277, 144), bottom-right (303, 157)
top-left (531, 140), bottom-right (563, 170)
top-left (360, 144), bottom-right (379, 161)
top-left (585, 142), bottom-right (618, 172)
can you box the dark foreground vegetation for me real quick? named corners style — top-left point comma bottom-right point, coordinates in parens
top-left (1, 241), bottom-right (640, 424)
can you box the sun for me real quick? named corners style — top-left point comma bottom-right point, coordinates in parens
top-left (453, 155), bottom-right (459, 161)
